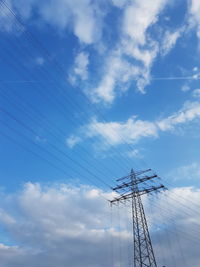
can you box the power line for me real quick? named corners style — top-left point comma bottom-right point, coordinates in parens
top-left (0, 110), bottom-right (111, 189)
top-left (0, 87), bottom-right (117, 185)
top-left (0, 24), bottom-right (132, 177)
top-left (0, 2), bottom-right (200, 258)
top-left (0, 0), bottom-right (141, 173)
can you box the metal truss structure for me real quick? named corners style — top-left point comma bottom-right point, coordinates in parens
top-left (110, 169), bottom-right (166, 267)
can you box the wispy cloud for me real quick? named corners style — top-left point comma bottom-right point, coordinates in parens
top-left (192, 88), bottom-right (200, 97)
top-left (91, 0), bottom-right (183, 104)
top-left (168, 162), bottom-right (200, 181)
top-left (125, 149), bottom-right (142, 158)
top-left (157, 101), bottom-right (200, 131)
top-left (91, 51), bottom-right (143, 103)
top-left (160, 28), bottom-right (183, 56)
top-left (85, 116), bottom-right (158, 145)
top-left (188, 0), bottom-right (200, 39)
top-left (0, 0), bottom-right (16, 33)
top-left (66, 135), bottom-right (81, 148)
top-left (1, 0), bottom-right (196, 105)
top-left (35, 57), bottom-right (45, 66)
top-left (181, 84), bottom-right (191, 92)
top-left (69, 52), bottom-right (89, 85)
top-left (152, 73), bottom-right (200, 81)
top-left (69, 101), bottom-right (200, 147)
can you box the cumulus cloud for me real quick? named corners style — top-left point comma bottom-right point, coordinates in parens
top-left (145, 187), bottom-right (200, 267)
top-left (0, 182), bottom-right (130, 267)
top-left (0, 0), bottom-right (102, 44)
top-left (0, 182), bottom-right (199, 266)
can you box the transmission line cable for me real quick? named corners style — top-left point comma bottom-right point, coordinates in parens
top-left (0, 36), bottom-right (131, 177)
top-left (0, 87), bottom-right (118, 185)
top-left (0, 1), bottom-right (141, 173)
top-left (0, 112), bottom-right (111, 190)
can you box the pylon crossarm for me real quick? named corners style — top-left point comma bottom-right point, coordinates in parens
top-left (110, 184), bottom-right (165, 203)
top-left (110, 193), bottom-right (132, 203)
top-left (112, 174), bottom-right (158, 191)
top-left (138, 184), bottom-right (165, 196)
top-left (116, 169), bottom-right (152, 182)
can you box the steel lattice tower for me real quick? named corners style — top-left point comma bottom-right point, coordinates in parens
top-left (110, 169), bottom-right (165, 267)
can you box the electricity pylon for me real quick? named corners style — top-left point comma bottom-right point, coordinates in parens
top-left (110, 168), bottom-right (165, 267)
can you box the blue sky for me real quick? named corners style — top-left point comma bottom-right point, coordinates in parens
top-left (0, 0), bottom-right (200, 266)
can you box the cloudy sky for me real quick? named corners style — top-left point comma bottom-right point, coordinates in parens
top-left (0, 0), bottom-right (200, 266)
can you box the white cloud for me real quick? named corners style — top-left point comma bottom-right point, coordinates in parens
top-left (0, 0), bottom-right (24, 33)
top-left (111, 0), bottom-right (128, 8)
top-left (0, 182), bottom-right (130, 267)
top-left (70, 52), bottom-right (89, 84)
top-left (86, 116), bottom-right (158, 145)
top-left (35, 135), bottom-right (46, 144)
top-left (75, 52), bottom-right (89, 79)
top-left (1, 0), bottom-right (182, 104)
top-left (1, 0), bottom-right (102, 44)
top-left (192, 88), bottom-right (200, 97)
top-left (146, 186), bottom-right (200, 226)
top-left (192, 72), bottom-right (200, 80)
top-left (71, 101), bottom-right (200, 146)
top-left (161, 29), bottom-right (182, 56)
top-left (168, 162), bottom-right (200, 181)
top-left (145, 187), bottom-right (200, 267)
top-left (123, 0), bottom-right (166, 45)
top-left (181, 84), bottom-right (190, 92)
top-left (157, 101), bottom-right (200, 131)
top-left (66, 135), bottom-right (81, 148)
top-left (188, 0), bottom-right (200, 39)
top-left (91, 51), bottom-right (142, 103)
top-left (92, 0), bottom-right (169, 103)
top-left (0, 183), bottom-right (199, 266)
top-left (126, 149), bottom-right (141, 158)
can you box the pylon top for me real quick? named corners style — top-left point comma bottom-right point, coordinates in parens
top-left (110, 168), bottom-right (166, 204)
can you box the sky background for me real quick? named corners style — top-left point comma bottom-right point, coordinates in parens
top-left (0, 0), bottom-right (200, 266)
